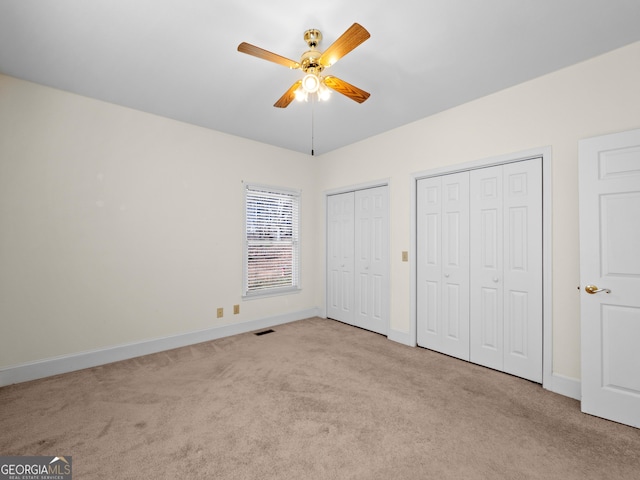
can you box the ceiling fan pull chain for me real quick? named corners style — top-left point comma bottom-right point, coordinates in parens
top-left (311, 95), bottom-right (315, 156)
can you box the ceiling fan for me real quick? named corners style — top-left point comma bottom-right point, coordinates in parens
top-left (237, 23), bottom-right (371, 108)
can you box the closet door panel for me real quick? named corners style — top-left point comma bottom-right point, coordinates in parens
top-left (503, 159), bottom-right (542, 382)
top-left (354, 186), bottom-right (389, 335)
top-left (327, 192), bottom-right (355, 323)
top-left (417, 177), bottom-right (443, 348)
top-left (417, 173), bottom-right (469, 360)
top-left (470, 166), bottom-right (504, 370)
top-left (441, 173), bottom-right (470, 360)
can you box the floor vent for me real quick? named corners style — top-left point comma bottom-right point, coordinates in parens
top-left (254, 329), bottom-right (275, 336)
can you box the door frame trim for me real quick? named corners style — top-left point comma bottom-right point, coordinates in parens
top-left (410, 147), bottom-right (555, 391)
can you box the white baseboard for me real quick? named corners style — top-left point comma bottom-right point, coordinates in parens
top-left (0, 308), bottom-right (320, 387)
top-left (544, 372), bottom-right (581, 401)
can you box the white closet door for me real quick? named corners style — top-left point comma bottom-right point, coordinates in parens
top-left (417, 172), bottom-right (470, 360)
top-left (417, 176), bottom-right (443, 350)
top-left (502, 159), bottom-right (542, 382)
top-left (354, 186), bottom-right (389, 335)
top-left (469, 165), bottom-right (504, 370)
top-left (470, 158), bottom-right (542, 382)
top-left (327, 192), bottom-right (355, 324)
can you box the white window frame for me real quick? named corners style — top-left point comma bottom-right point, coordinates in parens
top-left (243, 183), bottom-right (301, 298)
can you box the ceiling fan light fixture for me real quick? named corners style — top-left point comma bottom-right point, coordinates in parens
top-left (318, 82), bottom-right (331, 101)
top-left (302, 73), bottom-right (320, 93)
top-left (294, 86), bottom-right (307, 102)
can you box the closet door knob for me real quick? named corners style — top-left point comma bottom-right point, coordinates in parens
top-left (444, 273), bottom-right (450, 278)
top-left (493, 277), bottom-right (499, 283)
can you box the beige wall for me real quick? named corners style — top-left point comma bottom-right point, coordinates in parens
top-left (0, 74), bottom-right (320, 367)
top-left (2, 41), bottom-right (639, 382)
top-left (317, 41), bottom-right (640, 380)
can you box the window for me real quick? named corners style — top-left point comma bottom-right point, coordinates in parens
top-left (243, 184), bottom-right (300, 297)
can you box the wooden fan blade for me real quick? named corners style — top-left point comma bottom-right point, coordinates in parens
top-left (238, 42), bottom-right (300, 69)
top-left (318, 23), bottom-right (370, 67)
top-left (324, 76), bottom-right (370, 103)
top-left (274, 80), bottom-right (303, 108)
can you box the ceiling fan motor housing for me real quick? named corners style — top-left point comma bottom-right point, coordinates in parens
top-left (301, 50), bottom-right (324, 74)
top-left (301, 29), bottom-right (324, 74)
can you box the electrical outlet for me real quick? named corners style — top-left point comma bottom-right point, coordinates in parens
top-left (402, 251), bottom-right (409, 262)
top-left (217, 307), bottom-right (223, 318)
top-left (233, 304), bottom-right (240, 315)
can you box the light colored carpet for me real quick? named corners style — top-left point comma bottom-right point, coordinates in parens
top-left (1, 317), bottom-right (639, 479)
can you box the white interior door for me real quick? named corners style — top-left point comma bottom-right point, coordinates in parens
top-left (579, 129), bottom-right (640, 428)
top-left (417, 172), bottom-right (470, 360)
top-left (354, 186), bottom-right (389, 335)
top-left (326, 192), bottom-right (354, 324)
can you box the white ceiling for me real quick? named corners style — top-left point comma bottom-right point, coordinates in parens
top-left (1, 0), bottom-right (640, 156)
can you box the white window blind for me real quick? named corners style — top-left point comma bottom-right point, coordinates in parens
top-left (244, 184), bottom-right (300, 297)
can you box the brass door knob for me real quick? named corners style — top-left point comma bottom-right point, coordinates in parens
top-left (585, 285), bottom-right (611, 294)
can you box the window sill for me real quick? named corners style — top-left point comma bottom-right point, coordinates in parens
top-left (242, 287), bottom-right (302, 300)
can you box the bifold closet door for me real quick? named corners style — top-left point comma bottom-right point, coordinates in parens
top-left (354, 186), bottom-right (389, 335)
top-left (469, 159), bottom-right (542, 382)
top-left (327, 186), bottom-right (389, 335)
top-left (327, 192), bottom-right (355, 324)
top-left (417, 172), bottom-right (470, 360)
